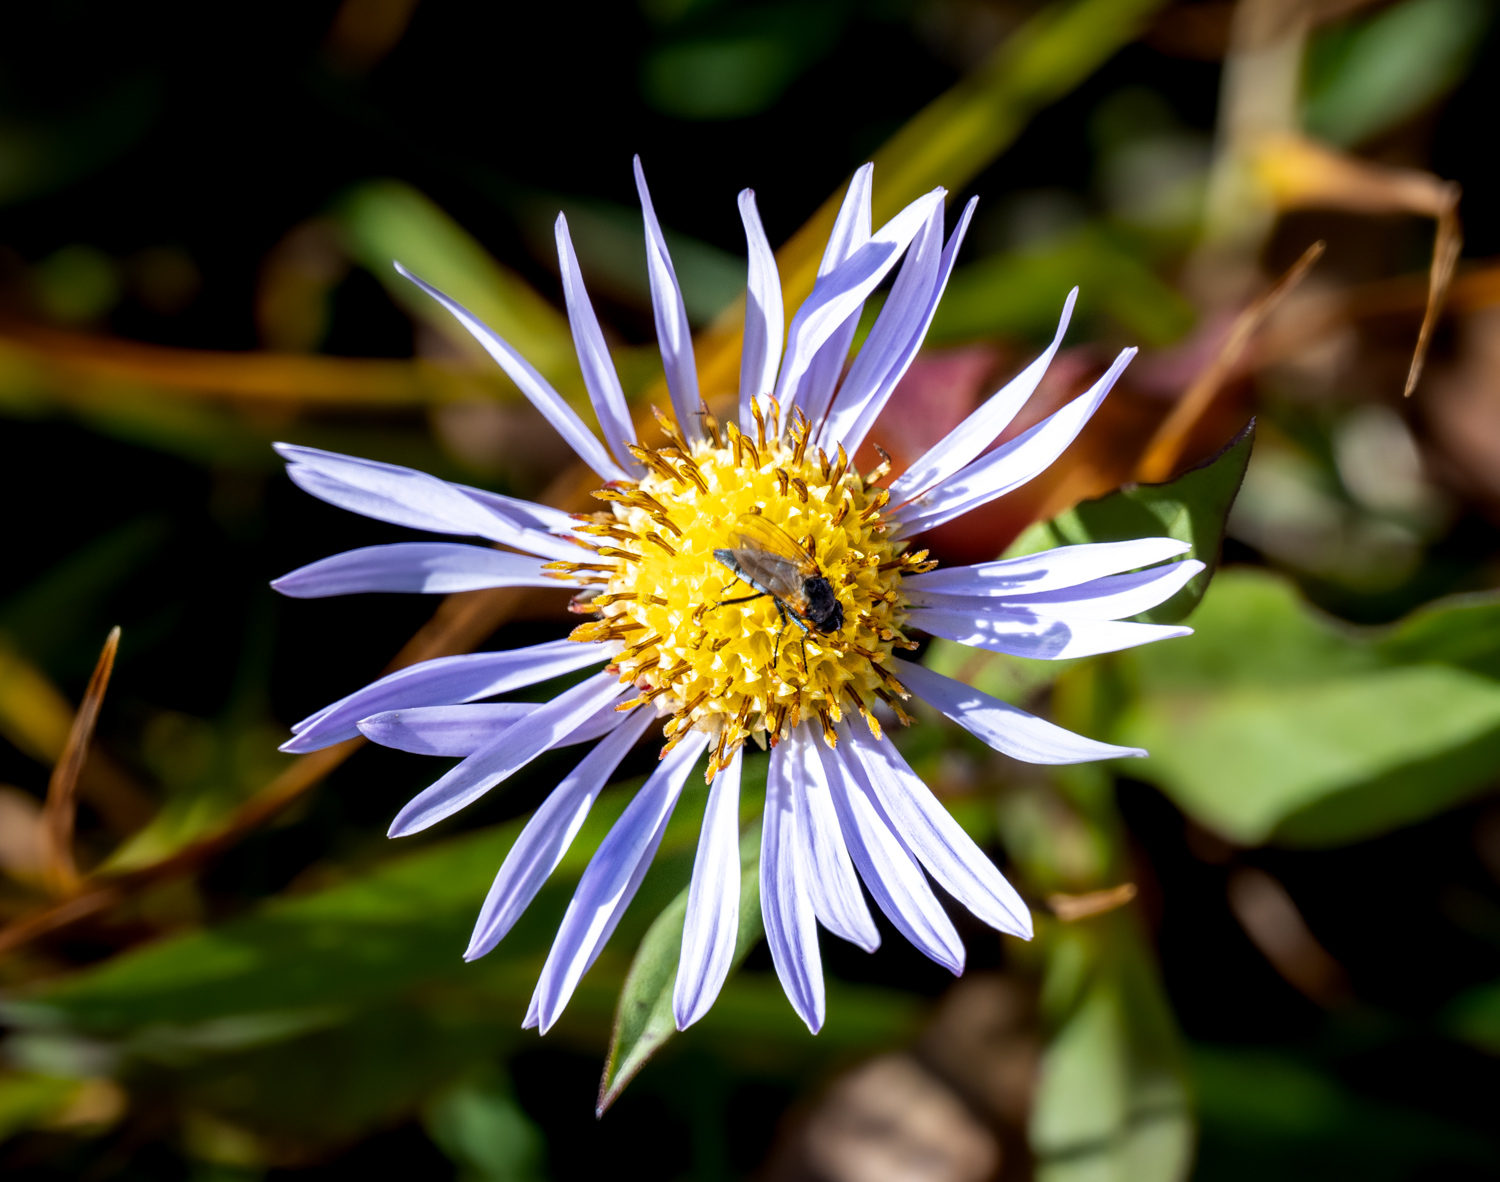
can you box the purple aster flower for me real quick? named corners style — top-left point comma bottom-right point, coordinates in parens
top-left (272, 158), bottom-right (1201, 1036)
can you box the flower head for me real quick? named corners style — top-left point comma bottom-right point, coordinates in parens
top-left (273, 158), bottom-right (1201, 1036)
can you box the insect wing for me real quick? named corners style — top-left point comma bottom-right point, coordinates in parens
top-left (728, 515), bottom-right (814, 570)
top-left (729, 546), bottom-right (806, 606)
top-left (724, 515), bottom-right (813, 607)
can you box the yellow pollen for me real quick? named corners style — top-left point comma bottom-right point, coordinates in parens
top-left (566, 409), bottom-right (937, 779)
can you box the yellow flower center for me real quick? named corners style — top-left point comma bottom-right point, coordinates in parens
top-left (548, 404), bottom-right (935, 779)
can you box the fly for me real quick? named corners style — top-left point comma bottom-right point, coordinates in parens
top-left (711, 513), bottom-right (844, 669)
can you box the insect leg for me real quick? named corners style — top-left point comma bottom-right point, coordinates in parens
top-left (771, 599), bottom-right (789, 672)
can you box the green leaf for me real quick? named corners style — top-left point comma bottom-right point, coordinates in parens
top-left (0, 1073), bottom-right (80, 1143)
top-left (597, 820), bottom-right (764, 1116)
top-left (928, 223), bottom-right (1197, 349)
top-left (640, 2), bottom-right (847, 121)
top-left (1118, 569), bottom-right (1500, 846)
top-left (333, 180), bottom-right (580, 389)
top-left (1009, 419), bottom-right (1254, 625)
top-left (0, 516), bottom-right (170, 673)
top-left (423, 1066), bottom-right (547, 1182)
top-left (1193, 1044), bottom-right (1498, 1178)
top-left (1121, 663), bottom-right (1500, 846)
top-left (923, 420), bottom-right (1251, 712)
top-left (3, 776), bottom-right (703, 1036)
top-left (508, 190), bottom-right (742, 327)
top-left (1444, 978), bottom-right (1500, 1056)
top-left (1304, 0), bottom-right (1489, 149)
top-left (1030, 915), bottom-right (1193, 1182)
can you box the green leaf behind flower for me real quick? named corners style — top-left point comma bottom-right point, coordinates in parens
top-left (1117, 569), bottom-right (1500, 846)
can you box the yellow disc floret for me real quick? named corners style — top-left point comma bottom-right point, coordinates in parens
top-left (546, 402), bottom-right (936, 779)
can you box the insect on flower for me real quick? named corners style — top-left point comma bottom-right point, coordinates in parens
top-left (271, 156), bottom-right (1203, 1040)
top-left (711, 512), bottom-right (845, 669)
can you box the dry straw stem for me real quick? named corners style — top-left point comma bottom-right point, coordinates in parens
top-left (1047, 883), bottom-right (1138, 922)
top-left (0, 0), bottom-right (1172, 955)
top-left (686, 0), bottom-right (1174, 406)
top-left (1253, 133), bottom-right (1463, 397)
top-left (0, 636), bottom-right (153, 833)
top-left (0, 318), bottom-right (506, 409)
top-left (1253, 260), bottom-right (1500, 372)
top-left (41, 627), bottom-right (120, 895)
top-left (1137, 240), bottom-right (1324, 483)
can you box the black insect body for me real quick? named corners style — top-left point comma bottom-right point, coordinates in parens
top-left (712, 514), bottom-right (845, 668)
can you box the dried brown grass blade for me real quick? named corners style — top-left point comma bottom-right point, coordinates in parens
top-left (1048, 883), bottom-right (1138, 921)
top-left (1254, 133), bottom-right (1463, 398)
top-left (1406, 200), bottom-right (1464, 397)
top-left (1137, 240), bottom-right (1323, 483)
top-left (42, 627), bottom-right (120, 896)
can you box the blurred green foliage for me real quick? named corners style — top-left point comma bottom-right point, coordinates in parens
top-left (2, 0), bottom-right (1499, 1178)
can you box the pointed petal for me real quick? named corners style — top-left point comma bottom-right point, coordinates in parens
top-left (761, 736), bottom-right (825, 1033)
top-left (892, 657), bottom-right (1146, 763)
top-left (791, 165), bottom-right (873, 431)
top-left (393, 264), bottom-right (629, 483)
top-left (737, 189), bottom-right (784, 431)
top-left (673, 746), bottom-right (744, 1030)
top-left (465, 708), bottom-right (654, 960)
top-left (276, 443), bottom-right (580, 560)
top-left (891, 348), bottom-right (1135, 537)
top-left (634, 156), bottom-right (702, 441)
top-left (904, 538), bottom-right (1191, 597)
top-left (359, 703), bottom-right (534, 755)
top-left (848, 723), bottom-right (1032, 939)
top-left (388, 671), bottom-right (628, 837)
top-left (887, 288), bottom-right (1077, 503)
top-left (772, 189), bottom-right (946, 433)
top-left (272, 543), bottom-right (556, 598)
top-left (907, 561), bottom-right (1205, 620)
top-left (820, 728), bottom-right (965, 974)
top-left (532, 731), bottom-right (710, 1033)
top-left (791, 727), bottom-right (879, 951)
top-left (454, 484), bottom-right (578, 535)
top-left (908, 605), bottom-right (1191, 660)
top-left (556, 214), bottom-right (642, 476)
top-left (357, 694), bottom-right (628, 757)
top-left (283, 639), bottom-right (613, 752)
top-left (823, 196), bottom-right (977, 455)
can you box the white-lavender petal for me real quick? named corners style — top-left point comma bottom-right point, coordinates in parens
top-left (909, 606), bottom-right (1192, 661)
top-left (634, 156), bottom-right (702, 442)
top-left (283, 639), bottom-right (613, 752)
top-left (849, 722), bottom-right (1032, 938)
top-left (903, 537), bottom-right (1191, 597)
top-left (908, 560), bottom-right (1204, 621)
top-left (791, 164), bottom-right (872, 433)
top-left (737, 189), bottom-right (784, 429)
top-left (887, 288), bottom-right (1077, 504)
top-left (277, 444), bottom-right (574, 557)
top-left (388, 671), bottom-right (629, 837)
top-left (772, 189), bottom-right (945, 427)
top-left (272, 543), bottom-right (557, 598)
top-left (531, 731), bottom-right (710, 1033)
top-left (357, 695), bottom-right (626, 758)
top-left (891, 347), bottom-right (1135, 537)
top-left (821, 729), bottom-right (965, 974)
top-left (824, 196), bottom-right (978, 456)
top-left (465, 708), bottom-right (654, 961)
top-left (556, 213), bottom-right (643, 476)
top-left (792, 727), bottom-right (880, 951)
top-left (394, 263), bottom-right (629, 483)
top-left (892, 658), bottom-right (1146, 764)
top-left (673, 746), bottom-right (744, 1031)
top-left (761, 736), bottom-right (826, 1033)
